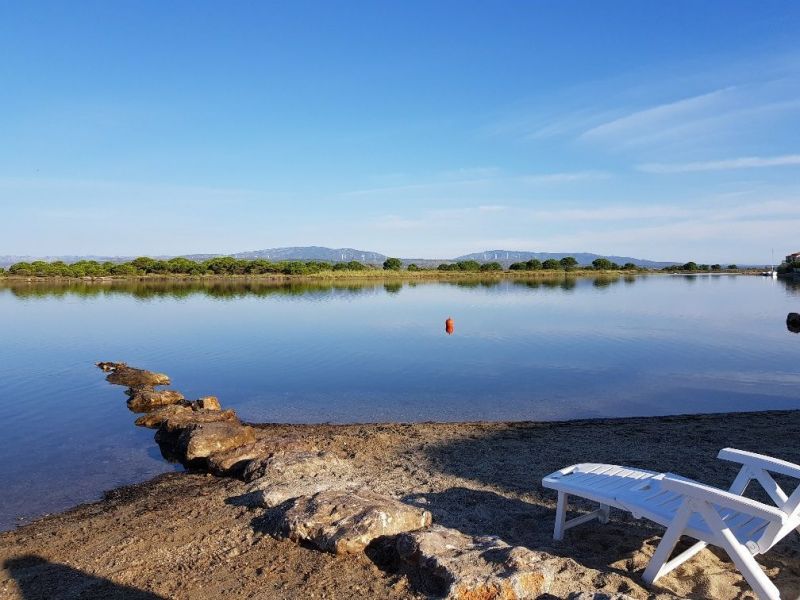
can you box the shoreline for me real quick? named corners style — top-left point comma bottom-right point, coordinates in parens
top-left (2, 408), bottom-right (799, 599)
top-left (0, 269), bottom-right (767, 286)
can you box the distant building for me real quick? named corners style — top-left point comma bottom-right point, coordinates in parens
top-left (786, 252), bottom-right (800, 264)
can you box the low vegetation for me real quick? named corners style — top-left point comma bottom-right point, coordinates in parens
top-left (0, 255), bottom-right (765, 280)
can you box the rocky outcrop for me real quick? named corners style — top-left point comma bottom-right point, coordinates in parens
top-left (126, 388), bottom-right (185, 412)
top-left (134, 404), bottom-right (192, 428)
top-left (396, 525), bottom-right (558, 600)
top-left (788, 312), bottom-right (800, 334)
top-left (178, 422), bottom-right (256, 461)
top-left (98, 362), bottom-right (171, 387)
top-left (244, 451), bottom-right (357, 507)
top-left (135, 405), bottom-right (238, 429)
top-left (207, 435), bottom-right (318, 476)
top-left (276, 488), bottom-right (432, 554)
top-left (194, 396), bottom-right (221, 410)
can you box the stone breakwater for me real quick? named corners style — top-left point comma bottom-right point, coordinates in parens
top-left (97, 362), bottom-right (573, 600)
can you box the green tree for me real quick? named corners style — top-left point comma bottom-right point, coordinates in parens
top-left (457, 260), bottom-right (481, 272)
top-left (131, 257), bottom-right (158, 272)
top-left (542, 259), bottom-right (560, 270)
top-left (623, 262), bottom-right (637, 270)
top-left (406, 263), bottom-right (420, 271)
top-left (559, 256), bottom-right (578, 270)
top-left (479, 262), bottom-right (502, 272)
top-left (592, 258), bottom-right (613, 270)
top-left (525, 259), bottom-right (542, 270)
top-left (383, 257), bottom-right (402, 270)
top-left (111, 263), bottom-right (138, 276)
top-left (711, 264), bottom-right (722, 271)
top-left (509, 262), bottom-right (526, 271)
top-left (682, 262), bottom-right (698, 271)
top-left (727, 264), bottom-right (738, 270)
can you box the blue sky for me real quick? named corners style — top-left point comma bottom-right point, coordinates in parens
top-left (1, 1), bottom-right (799, 263)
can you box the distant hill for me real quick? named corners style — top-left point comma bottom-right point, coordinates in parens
top-left (454, 250), bottom-right (676, 268)
top-left (229, 246), bottom-right (387, 263)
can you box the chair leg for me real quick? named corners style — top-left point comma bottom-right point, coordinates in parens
top-left (697, 502), bottom-right (781, 600)
top-left (599, 503), bottom-right (611, 524)
top-left (554, 491), bottom-right (568, 541)
top-left (643, 500), bottom-right (693, 585)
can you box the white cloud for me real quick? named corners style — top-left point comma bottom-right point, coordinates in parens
top-left (579, 88), bottom-right (733, 142)
top-left (638, 154), bottom-right (800, 173)
top-left (519, 171), bottom-right (611, 184)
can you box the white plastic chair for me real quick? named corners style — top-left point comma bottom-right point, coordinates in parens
top-left (542, 448), bottom-right (800, 599)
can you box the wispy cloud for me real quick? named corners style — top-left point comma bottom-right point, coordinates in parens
top-left (638, 154), bottom-right (800, 173)
top-left (338, 169), bottom-right (609, 198)
top-left (579, 88), bottom-right (733, 143)
top-left (519, 170), bottom-right (611, 184)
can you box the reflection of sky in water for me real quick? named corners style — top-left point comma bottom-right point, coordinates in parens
top-left (0, 275), bottom-right (798, 529)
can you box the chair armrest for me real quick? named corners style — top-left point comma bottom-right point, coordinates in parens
top-left (661, 474), bottom-right (787, 522)
top-left (718, 448), bottom-right (800, 479)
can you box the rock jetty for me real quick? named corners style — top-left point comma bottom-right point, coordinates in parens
top-left (96, 361), bottom-right (554, 599)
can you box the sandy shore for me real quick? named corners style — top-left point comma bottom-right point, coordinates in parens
top-left (2, 411), bottom-right (799, 599)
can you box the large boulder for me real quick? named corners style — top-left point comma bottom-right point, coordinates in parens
top-left (244, 451), bottom-right (357, 507)
top-left (126, 388), bottom-right (185, 412)
top-left (99, 362), bottom-right (171, 387)
top-left (788, 312), bottom-right (800, 334)
top-left (135, 405), bottom-right (237, 429)
top-left (276, 488), bottom-right (432, 554)
top-left (194, 395), bottom-right (221, 410)
top-left (178, 422), bottom-right (256, 461)
top-left (135, 404), bottom-right (193, 428)
top-left (207, 435), bottom-right (318, 476)
top-left (396, 525), bottom-right (557, 600)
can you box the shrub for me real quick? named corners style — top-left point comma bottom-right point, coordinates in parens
top-left (542, 259), bottom-right (560, 270)
top-left (383, 257), bottom-right (402, 270)
top-left (479, 262), bottom-right (502, 272)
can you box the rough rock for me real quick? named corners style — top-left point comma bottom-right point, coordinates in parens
top-left (100, 362), bottom-right (171, 387)
top-left (178, 422), bottom-right (256, 461)
top-left (135, 405), bottom-right (237, 430)
top-left (194, 395), bottom-right (221, 410)
top-left (126, 389), bottom-right (185, 412)
top-left (160, 408), bottom-right (238, 432)
top-left (242, 443), bottom-right (326, 482)
top-left (207, 435), bottom-right (317, 476)
top-left (569, 594), bottom-right (635, 600)
top-left (134, 404), bottom-right (193, 428)
top-left (788, 312), bottom-right (800, 334)
top-left (244, 451), bottom-right (357, 507)
top-left (396, 525), bottom-right (558, 600)
top-left (277, 488), bottom-right (432, 554)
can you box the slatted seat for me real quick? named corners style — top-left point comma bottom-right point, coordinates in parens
top-left (542, 449), bottom-right (800, 599)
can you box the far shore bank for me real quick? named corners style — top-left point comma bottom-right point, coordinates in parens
top-left (2, 409), bottom-right (798, 599)
top-left (0, 269), bottom-right (765, 285)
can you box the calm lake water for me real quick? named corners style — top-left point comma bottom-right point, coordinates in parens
top-left (1, 274), bottom-right (798, 530)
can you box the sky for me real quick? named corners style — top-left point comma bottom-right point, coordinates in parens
top-left (1, 1), bottom-right (799, 263)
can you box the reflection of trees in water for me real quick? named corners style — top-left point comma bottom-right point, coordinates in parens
top-left (510, 275), bottom-right (629, 292)
top-left (779, 277), bottom-right (800, 296)
top-left (2, 280), bottom-right (387, 301)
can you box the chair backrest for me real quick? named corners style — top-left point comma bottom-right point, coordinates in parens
top-left (718, 449), bottom-right (800, 551)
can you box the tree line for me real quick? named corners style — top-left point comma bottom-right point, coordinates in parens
top-left (3, 257), bottom-right (371, 277)
top-left (0, 255), bottom-right (749, 278)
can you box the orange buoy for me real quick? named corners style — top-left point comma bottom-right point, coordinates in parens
top-left (445, 317), bottom-right (454, 335)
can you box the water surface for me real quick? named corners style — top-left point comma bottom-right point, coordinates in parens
top-left (1, 274), bottom-right (798, 530)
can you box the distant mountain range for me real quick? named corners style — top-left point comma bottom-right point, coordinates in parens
top-left (0, 246), bottom-right (681, 268)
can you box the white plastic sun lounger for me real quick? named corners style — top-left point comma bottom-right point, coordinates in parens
top-left (542, 448), bottom-right (800, 600)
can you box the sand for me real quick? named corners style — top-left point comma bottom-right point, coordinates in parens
top-left (1, 410), bottom-right (799, 599)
